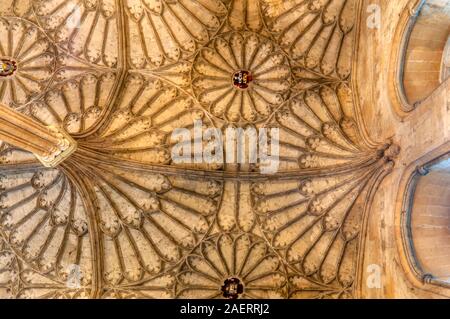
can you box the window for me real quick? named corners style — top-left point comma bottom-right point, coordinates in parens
top-left (402, 0), bottom-right (450, 105)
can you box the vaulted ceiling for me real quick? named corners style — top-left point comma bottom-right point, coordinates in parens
top-left (0, 0), bottom-right (400, 299)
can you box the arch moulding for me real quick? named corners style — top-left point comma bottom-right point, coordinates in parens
top-left (388, 0), bottom-right (425, 117)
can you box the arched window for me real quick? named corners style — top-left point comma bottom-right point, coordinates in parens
top-left (404, 154), bottom-right (450, 287)
top-left (402, 0), bottom-right (450, 105)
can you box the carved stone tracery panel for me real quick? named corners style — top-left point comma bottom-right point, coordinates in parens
top-left (0, 0), bottom-right (399, 299)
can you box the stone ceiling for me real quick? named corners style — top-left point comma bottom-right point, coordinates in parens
top-left (0, 0), bottom-right (398, 299)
